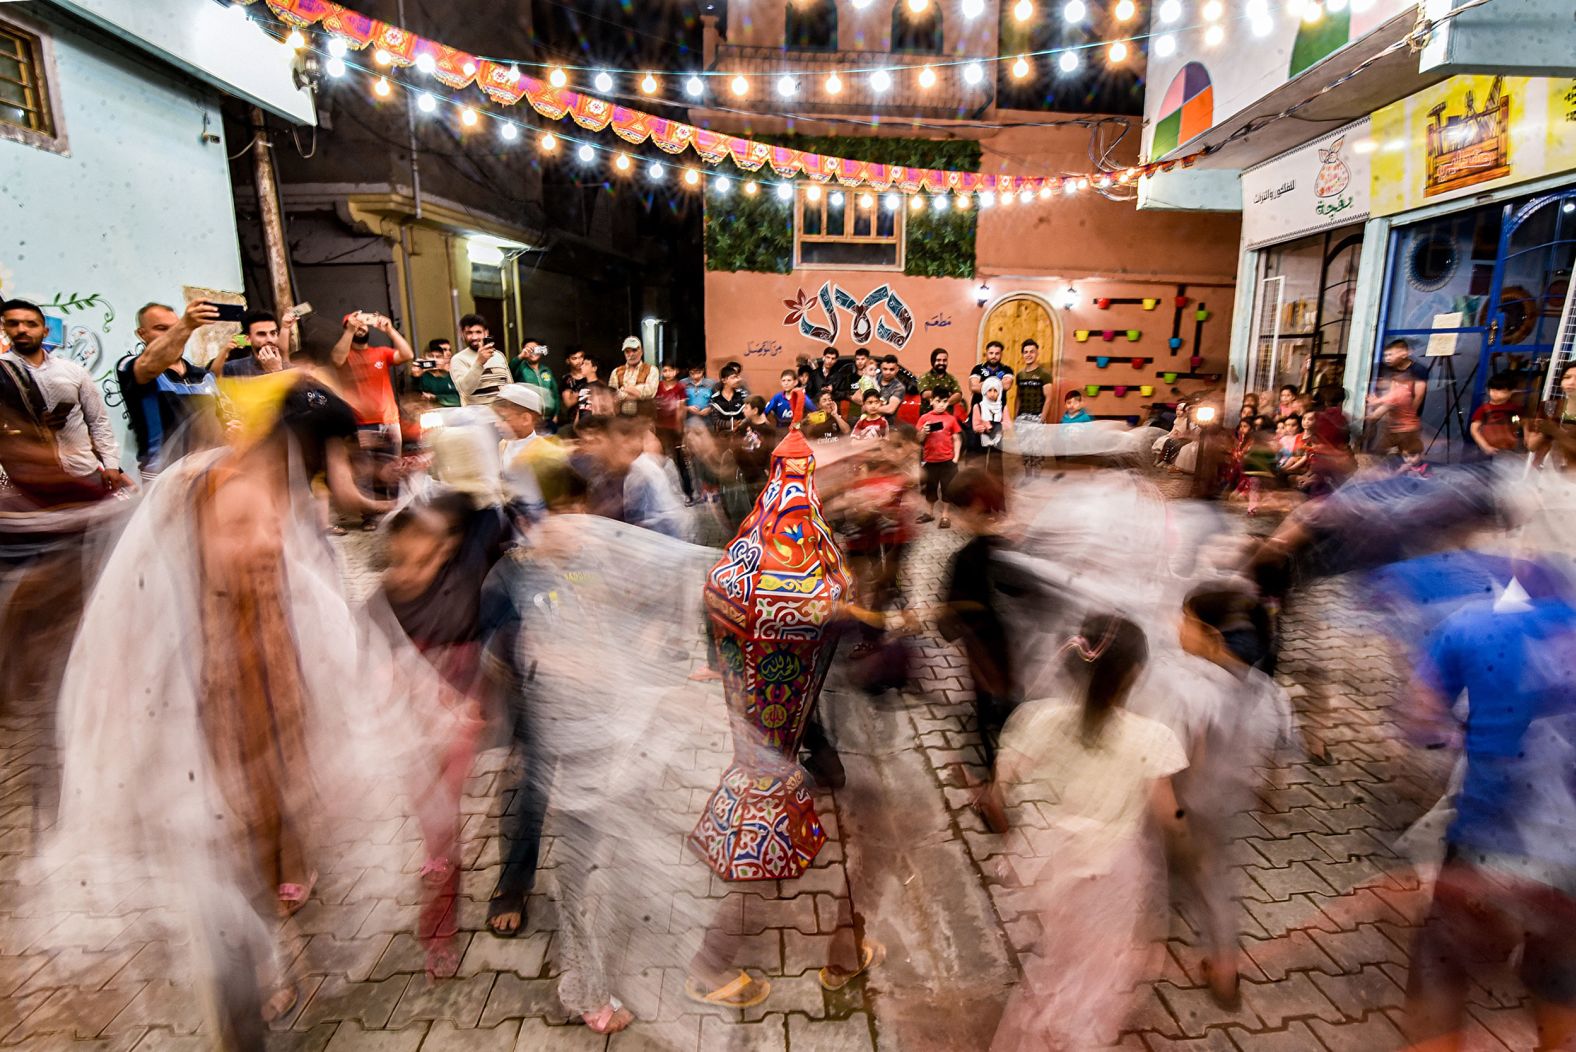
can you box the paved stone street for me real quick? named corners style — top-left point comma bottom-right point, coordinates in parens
top-left (0, 487), bottom-right (1542, 1050)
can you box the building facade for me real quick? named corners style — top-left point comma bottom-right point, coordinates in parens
top-left (0, 0), bottom-right (310, 458)
top-left (1139, 0), bottom-right (1576, 458)
top-left (692, 0), bottom-right (1244, 422)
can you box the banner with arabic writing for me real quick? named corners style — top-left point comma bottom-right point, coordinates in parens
top-left (1239, 119), bottom-right (1371, 250)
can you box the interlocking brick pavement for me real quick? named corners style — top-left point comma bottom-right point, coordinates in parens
top-left (0, 476), bottom-right (1549, 1049)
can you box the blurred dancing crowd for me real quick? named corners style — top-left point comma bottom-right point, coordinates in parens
top-left (2, 294), bottom-right (1575, 1050)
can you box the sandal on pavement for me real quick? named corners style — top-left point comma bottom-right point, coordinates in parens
top-left (1201, 958), bottom-right (1241, 1011)
top-left (261, 983), bottom-right (298, 1024)
top-left (277, 871), bottom-right (317, 917)
top-left (685, 970), bottom-right (772, 1009)
top-left (419, 856), bottom-right (455, 888)
top-left (582, 998), bottom-right (633, 1034)
top-left (485, 892), bottom-right (527, 938)
top-left (818, 939), bottom-right (886, 991)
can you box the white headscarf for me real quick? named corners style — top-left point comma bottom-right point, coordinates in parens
top-left (980, 376), bottom-right (1005, 424)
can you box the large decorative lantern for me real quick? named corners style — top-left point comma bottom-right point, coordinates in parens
top-left (689, 431), bottom-right (851, 880)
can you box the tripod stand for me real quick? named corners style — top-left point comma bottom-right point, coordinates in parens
top-left (1426, 353), bottom-right (1476, 459)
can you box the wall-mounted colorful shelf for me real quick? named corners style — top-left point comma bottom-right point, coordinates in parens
top-left (1081, 383), bottom-right (1155, 397)
top-left (1094, 297), bottom-right (1161, 311)
top-left (1086, 356), bottom-right (1155, 368)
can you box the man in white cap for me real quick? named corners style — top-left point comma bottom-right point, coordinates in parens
top-left (609, 336), bottom-right (657, 416)
top-left (492, 383), bottom-right (547, 516)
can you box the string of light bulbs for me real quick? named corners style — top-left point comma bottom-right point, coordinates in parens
top-left (335, 45), bottom-right (1122, 212)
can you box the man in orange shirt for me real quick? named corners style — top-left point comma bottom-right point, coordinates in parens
top-left (331, 311), bottom-right (413, 506)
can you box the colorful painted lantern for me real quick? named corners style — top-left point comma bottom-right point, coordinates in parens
top-left (689, 430), bottom-right (851, 881)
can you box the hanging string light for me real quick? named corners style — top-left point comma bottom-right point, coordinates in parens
top-left (1158, 0), bottom-right (1183, 22)
top-left (373, 76), bottom-right (392, 97)
top-left (640, 73), bottom-right (659, 95)
top-left (869, 68), bottom-right (892, 93)
top-left (459, 105), bottom-right (478, 126)
top-left (577, 143), bottom-right (595, 162)
top-left (858, 192), bottom-right (874, 209)
top-left (961, 0), bottom-right (986, 16)
top-left (684, 168), bottom-right (701, 186)
top-left (731, 74), bottom-right (749, 97)
top-left (539, 131), bottom-right (557, 151)
top-left (548, 67), bottom-right (567, 88)
top-left (1204, 23), bottom-right (1226, 44)
top-left (594, 70), bottom-right (614, 92)
top-left (744, 180), bottom-right (759, 196)
top-left (414, 52), bottom-right (436, 75)
top-left (647, 160), bottom-right (664, 180)
top-left (1108, 40), bottom-right (1129, 63)
top-left (884, 193), bottom-right (901, 211)
top-left (1113, 0), bottom-right (1137, 19)
top-left (286, 29), bottom-right (306, 49)
top-left (806, 184), bottom-right (822, 202)
top-left (825, 72), bottom-right (843, 95)
top-left (715, 176), bottom-right (731, 193)
top-left (1153, 33), bottom-right (1177, 57)
top-left (415, 92), bottom-right (437, 113)
top-left (615, 152), bottom-right (632, 171)
top-left (1058, 50), bottom-right (1080, 73)
top-left (499, 122), bottom-right (518, 141)
top-left (910, 195), bottom-right (926, 212)
top-left (1011, 56), bottom-right (1031, 79)
top-left (962, 62), bottom-right (984, 86)
top-left (917, 66), bottom-right (937, 89)
top-left (777, 75), bottom-right (798, 98)
top-left (374, 48), bottom-right (393, 66)
top-left (685, 75), bottom-right (704, 98)
top-left (1014, 0), bottom-right (1034, 22)
top-left (1062, 0), bottom-right (1086, 22)
top-left (325, 36), bottom-right (348, 58)
top-left (776, 183), bottom-right (793, 201)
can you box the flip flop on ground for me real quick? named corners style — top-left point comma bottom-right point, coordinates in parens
top-left (818, 939), bottom-right (886, 991)
top-left (684, 970), bottom-right (772, 1009)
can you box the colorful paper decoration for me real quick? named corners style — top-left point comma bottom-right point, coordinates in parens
top-left (1142, 298), bottom-right (1159, 311)
top-left (1162, 371), bottom-right (1179, 383)
top-left (1074, 330), bottom-right (1091, 342)
top-left (1125, 330), bottom-right (1141, 342)
top-left (1140, 384), bottom-right (1154, 396)
top-left (690, 431), bottom-right (850, 881)
top-left (1085, 384), bottom-right (1101, 397)
top-left (1195, 308), bottom-right (1211, 322)
top-left (1101, 330), bottom-right (1117, 342)
top-left (238, 0), bottom-right (1214, 195)
top-left (1168, 337), bottom-right (1184, 350)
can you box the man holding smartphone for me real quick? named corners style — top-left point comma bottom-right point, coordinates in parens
top-left (451, 314), bottom-right (511, 406)
top-left (118, 298), bottom-right (225, 478)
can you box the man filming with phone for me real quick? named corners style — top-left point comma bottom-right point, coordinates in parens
top-left (118, 298), bottom-right (225, 478)
top-left (451, 314), bottom-right (511, 407)
top-left (332, 310), bottom-right (414, 510)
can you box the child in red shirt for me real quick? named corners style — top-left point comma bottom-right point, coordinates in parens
top-left (654, 362), bottom-right (694, 501)
top-left (1470, 372), bottom-right (1523, 458)
top-left (915, 386), bottom-right (963, 528)
top-left (851, 390), bottom-right (890, 441)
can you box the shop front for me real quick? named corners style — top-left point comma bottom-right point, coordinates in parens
top-left (1364, 74), bottom-right (1576, 460)
top-left (1226, 120), bottom-right (1374, 419)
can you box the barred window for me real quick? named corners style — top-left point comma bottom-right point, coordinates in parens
top-left (794, 187), bottom-right (903, 270)
top-left (0, 21), bottom-right (54, 139)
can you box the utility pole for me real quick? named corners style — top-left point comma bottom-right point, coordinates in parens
top-left (250, 107), bottom-right (294, 349)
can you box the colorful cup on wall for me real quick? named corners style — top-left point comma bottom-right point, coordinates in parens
top-left (1142, 298), bottom-right (1158, 311)
top-left (1162, 372), bottom-right (1179, 384)
top-left (1131, 357), bottom-right (1146, 368)
top-left (1126, 330), bottom-right (1140, 341)
top-left (1085, 384), bottom-right (1100, 397)
top-left (1096, 297), bottom-right (1112, 309)
top-left (1095, 356), bottom-right (1110, 368)
top-left (1113, 385), bottom-right (1128, 397)
top-left (1195, 308), bottom-right (1210, 321)
top-left (1190, 355), bottom-right (1204, 368)
top-left (1168, 337), bottom-right (1184, 350)
top-left (1174, 295), bottom-right (1188, 308)
top-left (1074, 330), bottom-right (1091, 342)
top-left (1139, 384), bottom-right (1154, 396)
top-left (1101, 330), bottom-right (1116, 342)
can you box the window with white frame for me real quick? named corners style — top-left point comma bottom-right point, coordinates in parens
top-left (0, 17), bottom-right (63, 152)
top-left (794, 187), bottom-right (903, 270)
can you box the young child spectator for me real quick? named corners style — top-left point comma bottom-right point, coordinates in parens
top-left (915, 386), bottom-right (962, 527)
top-left (851, 390), bottom-right (890, 441)
top-left (803, 388), bottom-right (851, 441)
top-left (1470, 371), bottom-right (1523, 458)
top-left (1061, 390), bottom-right (1093, 423)
top-left (970, 376), bottom-right (1010, 477)
top-left (735, 395), bottom-right (777, 494)
top-left (855, 358), bottom-right (881, 399)
top-left (654, 362), bottom-right (693, 501)
top-left (684, 363), bottom-right (714, 427)
top-left (763, 368), bottom-right (802, 429)
top-left (709, 363), bottom-right (747, 434)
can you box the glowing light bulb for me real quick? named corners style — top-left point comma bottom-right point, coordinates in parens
top-left (1203, 0), bottom-right (1224, 19)
top-left (463, 61), bottom-right (477, 77)
top-left (647, 161), bottom-right (663, 180)
top-left (776, 183), bottom-right (793, 201)
top-left (870, 69), bottom-right (892, 92)
top-left (1014, 0), bottom-right (1034, 22)
top-left (325, 57), bottom-right (347, 78)
top-left (744, 180), bottom-right (759, 195)
top-left (1109, 41), bottom-right (1128, 63)
top-left (956, 193), bottom-right (971, 211)
top-left (979, 190), bottom-right (996, 208)
top-left (962, 0), bottom-right (986, 17)
top-left (910, 195), bottom-right (926, 212)
top-left (416, 93), bottom-right (436, 113)
top-left (918, 66), bottom-right (937, 89)
top-left (685, 75), bottom-right (704, 98)
top-left (459, 106), bottom-right (478, 126)
top-left (326, 36), bottom-right (348, 58)
top-left (829, 190), bottom-right (844, 206)
top-left (907, 0), bottom-right (930, 11)
top-left (1205, 24), bottom-right (1225, 44)
top-left (539, 132), bottom-right (557, 152)
top-left (507, 66), bottom-right (521, 83)
top-left (1039, 184), bottom-right (1053, 199)
top-left (549, 67), bottom-right (567, 88)
top-left (999, 188), bottom-right (1013, 206)
top-left (1154, 34), bottom-right (1177, 56)
top-left (1063, 0), bottom-right (1085, 22)
top-left (1018, 189), bottom-right (1033, 204)
top-left (1302, 1), bottom-right (1324, 21)
top-left (1158, 0), bottom-right (1182, 21)
top-left (963, 62), bottom-right (984, 86)
top-left (286, 30), bottom-right (306, 50)
top-left (932, 195), bottom-right (950, 212)
top-left (1059, 50), bottom-right (1080, 73)
top-left (884, 193), bottom-right (900, 211)
top-left (858, 193), bottom-right (874, 208)
top-left (806, 184), bottom-right (822, 202)
top-left (415, 52), bottom-right (436, 75)
top-left (1064, 179), bottom-right (1078, 194)
top-left (684, 168), bottom-right (700, 186)
top-left (594, 71), bottom-right (614, 92)
top-left (640, 73), bottom-right (658, 94)
top-left (615, 152), bottom-right (631, 171)
top-left (825, 72), bottom-right (843, 95)
top-left (1012, 56), bottom-right (1031, 79)
top-left (500, 123), bottom-right (518, 141)
top-left (777, 75), bottom-right (798, 98)
top-left (577, 144), bottom-right (594, 162)
top-left (715, 176), bottom-right (731, 193)
top-left (373, 48), bottom-right (392, 66)
top-left (373, 77), bottom-right (391, 98)
top-left (731, 74), bottom-right (749, 97)
top-left (1114, 0), bottom-right (1137, 19)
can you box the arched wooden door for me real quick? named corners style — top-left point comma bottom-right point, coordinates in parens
top-left (980, 294), bottom-right (1058, 415)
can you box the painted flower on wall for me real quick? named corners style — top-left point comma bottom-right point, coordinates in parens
top-left (782, 289), bottom-right (814, 327)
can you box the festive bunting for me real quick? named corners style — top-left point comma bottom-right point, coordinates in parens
top-left (239, 0), bottom-right (1212, 194)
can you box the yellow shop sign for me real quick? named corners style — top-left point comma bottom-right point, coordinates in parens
top-left (1370, 75), bottom-right (1576, 217)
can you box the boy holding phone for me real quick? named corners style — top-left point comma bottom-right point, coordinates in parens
top-left (916, 386), bottom-right (962, 527)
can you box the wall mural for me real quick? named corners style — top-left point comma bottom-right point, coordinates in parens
top-left (782, 282), bottom-right (914, 349)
